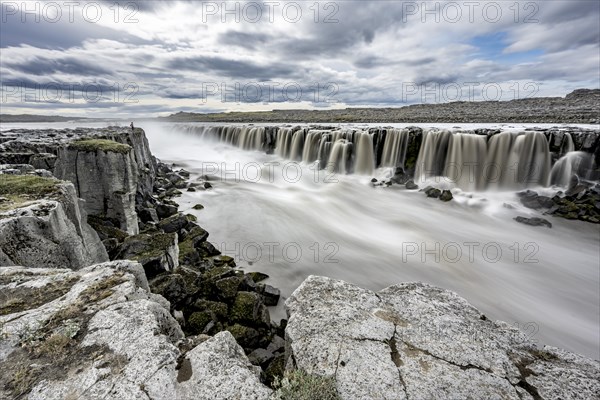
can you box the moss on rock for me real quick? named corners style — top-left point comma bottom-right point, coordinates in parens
top-left (68, 139), bottom-right (131, 154)
top-left (0, 175), bottom-right (62, 211)
top-left (188, 311), bottom-right (213, 334)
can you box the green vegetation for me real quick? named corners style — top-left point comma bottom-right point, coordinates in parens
top-left (0, 276), bottom-right (79, 316)
top-left (272, 370), bottom-right (340, 400)
top-left (68, 139), bottom-right (131, 154)
top-left (0, 175), bottom-right (61, 211)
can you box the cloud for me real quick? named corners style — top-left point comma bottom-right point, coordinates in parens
top-left (166, 56), bottom-right (300, 80)
top-left (5, 56), bottom-right (112, 76)
top-left (0, 0), bottom-right (598, 117)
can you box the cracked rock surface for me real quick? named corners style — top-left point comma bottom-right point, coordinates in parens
top-left (0, 261), bottom-right (271, 399)
top-left (285, 276), bottom-right (599, 400)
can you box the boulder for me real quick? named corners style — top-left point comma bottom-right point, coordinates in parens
top-left (405, 180), bottom-right (418, 190)
top-left (439, 190), bottom-right (453, 202)
top-left (514, 216), bottom-right (553, 228)
top-left (257, 283), bottom-right (281, 306)
top-left (115, 233), bottom-right (179, 278)
top-left (149, 274), bottom-right (188, 306)
top-left (285, 276), bottom-right (599, 400)
top-left (175, 331), bottom-right (272, 399)
top-left (423, 186), bottom-right (441, 198)
top-left (230, 292), bottom-right (270, 328)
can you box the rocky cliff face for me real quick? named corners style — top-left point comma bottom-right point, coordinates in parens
top-left (285, 276), bottom-right (600, 400)
top-left (0, 176), bottom-right (108, 269)
top-left (0, 127), bottom-right (157, 203)
top-left (54, 140), bottom-right (140, 234)
top-left (0, 261), bottom-right (271, 399)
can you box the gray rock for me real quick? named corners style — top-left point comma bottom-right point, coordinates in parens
top-left (138, 207), bottom-right (159, 223)
top-left (0, 261), bottom-right (272, 400)
top-left (514, 216), bottom-right (553, 228)
top-left (156, 203), bottom-right (178, 219)
top-left (439, 189), bottom-right (453, 202)
top-left (176, 331), bottom-right (272, 399)
top-left (285, 276), bottom-right (599, 400)
top-left (405, 180), bottom-right (419, 190)
top-left (258, 283), bottom-right (281, 306)
top-left (0, 182), bottom-right (108, 269)
top-left (115, 233), bottom-right (179, 278)
top-left (54, 142), bottom-right (139, 234)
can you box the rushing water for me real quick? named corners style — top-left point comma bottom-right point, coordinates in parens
top-left (138, 122), bottom-right (600, 359)
top-left (2, 121), bottom-right (599, 359)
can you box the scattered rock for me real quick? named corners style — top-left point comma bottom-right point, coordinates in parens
top-left (405, 180), bottom-right (418, 190)
top-left (439, 190), bottom-right (453, 202)
top-left (514, 216), bottom-right (553, 228)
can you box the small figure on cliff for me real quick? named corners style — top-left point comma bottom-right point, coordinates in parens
top-left (130, 122), bottom-right (134, 131)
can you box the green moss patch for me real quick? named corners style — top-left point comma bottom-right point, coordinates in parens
top-left (68, 139), bottom-right (131, 154)
top-left (272, 370), bottom-right (340, 399)
top-left (0, 272), bottom-right (128, 398)
top-left (0, 276), bottom-right (80, 316)
top-left (0, 175), bottom-right (61, 211)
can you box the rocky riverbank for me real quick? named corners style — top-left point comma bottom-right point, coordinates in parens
top-left (163, 89), bottom-right (600, 124)
top-left (0, 127), bottom-right (285, 395)
top-left (1, 126), bottom-right (598, 399)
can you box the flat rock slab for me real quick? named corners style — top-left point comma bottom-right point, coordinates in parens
top-left (285, 276), bottom-right (600, 400)
top-left (0, 261), bottom-right (271, 399)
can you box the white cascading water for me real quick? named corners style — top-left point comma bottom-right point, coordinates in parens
top-left (289, 129), bottom-right (305, 161)
top-left (137, 122), bottom-right (600, 359)
top-left (302, 130), bottom-right (323, 163)
top-left (507, 131), bottom-right (552, 188)
top-left (414, 129), bottom-right (452, 183)
top-left (276, 127), bottom-right (295, 158)
top-left (174, 125), bottom-right (582, 191)
top-left (327, 139), bottom-right (353, 174)
top-left (444, 133), bottom-right (488, 191)
top-left (550, 151), bottom-right (597, 187)
top-left (380, 129), bottom-right (410, 168)
top-left (353, 131), bottom-right (375, 175)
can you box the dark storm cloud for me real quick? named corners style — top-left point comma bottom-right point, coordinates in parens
top-left (413, 75), bottom-right (460, 86)
top-left (167, 56), bottom-right (299, 80)
top-left (354, 56), bottom-right (436, 69)
top-left (0, 8), bottom-right (153, 49)
top-left (1, 76), bottom-right (116, 92)
top-left (219, 31), bottom-right (274, 50)
top-left (5, 56), bottom-right (112, 76)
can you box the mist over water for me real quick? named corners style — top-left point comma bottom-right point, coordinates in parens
top-left (141, 122), bottom-right (600, 359)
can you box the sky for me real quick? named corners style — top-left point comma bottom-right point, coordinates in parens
top-left (0, 0), bottom-right (599, 118)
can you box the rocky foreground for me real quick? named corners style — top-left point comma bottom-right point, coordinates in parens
top-left (0, 127), bottom-right (598, 399)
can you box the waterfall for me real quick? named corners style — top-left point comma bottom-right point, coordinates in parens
top-left (444, 133), bottom-right (487, 191)
top-left (276, 128), bottom-right (295, 158)
top-left (354, 132), bottom-right (375, 175)
top-left (317, 133), bottom-right (333, 169)
top-left (507, 132), bottom-right (552, 188)
top-left (550, 151), bottom-right (597, 187)
top-left (302, 130), bottom-right (324, 164)
top-left (414, 129), bottom-right (452, 183)
top-left (327, 139), bottom-right (353, 174)
top-left (172, 124), bottom-right (593, 192)
top-left (380, 129), bottom-right (409, 168)
top-left (562, 133), bottom-right (575, 155)
top-left (289, 129), bottom-right (305, 161)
